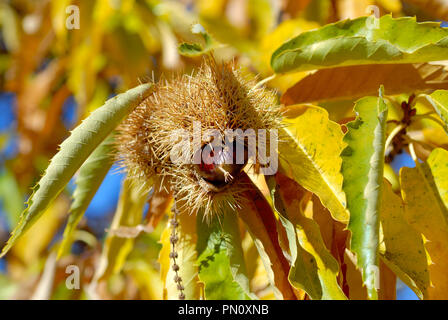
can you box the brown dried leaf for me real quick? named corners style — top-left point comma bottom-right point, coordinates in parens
top-left (378, 260), bottom-right (397, 300)
top-left (281, 63), bottom-right (448, 105)
top-left (145, 188), bottom-right (172, 230)
top-left (238, 172), bottom-right (298, 300)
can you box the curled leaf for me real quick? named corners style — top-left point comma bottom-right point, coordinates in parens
top-left (281, 63), bottom-right (448, 105)
top-left (341, 87), bottom-right (389, 299)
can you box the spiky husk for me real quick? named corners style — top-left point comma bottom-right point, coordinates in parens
top-left (117, 57), bottom-right (281, 217)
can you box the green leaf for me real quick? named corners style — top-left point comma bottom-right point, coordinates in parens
top-left (197, 210), bottom-right (254, 300)
top-left (341, 87), bottom-right (389, 300)
top-left (178, 24), bottom-right (215, 57)
top-left (0, 83), bottom-right (153, 258)
top-left (267, 174), bottom-right (347, 300)
top-left (178, 43), bottom-right (206, 57)
top-left (279, 105), bottom-right (348, 223)
top-left (57, 134), bottom-right (116, 259)
top-left (271, 15), bottom-right (448, 73)
top-left (423, 90), bottom-right (448, 133)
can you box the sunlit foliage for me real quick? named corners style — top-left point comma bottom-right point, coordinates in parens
top-left (1, 0), bottom-right (448, 300)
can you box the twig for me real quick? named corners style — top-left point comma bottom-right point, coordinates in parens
top-left (170, 197), bottom-right (185, 300)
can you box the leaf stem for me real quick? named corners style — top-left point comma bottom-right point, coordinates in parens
top-left (409, 142), bottom-right (418, 163)
top-left (403, 136), bottom-right (435, 151)
top-left (385, 123), bottom-right (405, 152)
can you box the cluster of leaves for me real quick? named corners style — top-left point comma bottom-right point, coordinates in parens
top-left (2, 0), bottom-right (448, 300)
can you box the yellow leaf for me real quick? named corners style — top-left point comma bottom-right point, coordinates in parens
top-left (260, 19), bottom-right (319, 66)
top-left (0, 4), bottom-right (20, 52)
top-left (428, 148), bottom-right (448, 205)
top-left (248, 0), bottom-right (276, 40)
top-left (85, 80), bottom-right (110, 113)
top-left (92, 178), bottom-right (149, 283)
top-left (199, 16), bottom-right (256, 57)
top-left (380, 180), bottom-right (429, 300)
top-left (197, 0), bottom-right (227, 18)
top-left (13, 197), bottom-right (68, 266)
top-left (272, 173), bottom-right (347, 300)
top-left (259, 19), bottom-right (319, 89)
top-left (124, 260), bottom-right (163, 300)
top-left (279, 105), bottom-right (348, 223)
top-left (422, 127), bottom-right (448, 148)
top-left (400, 148), bottom-right (448, 299)
top-left (158, 222), bottom-right (171, 300)
top-left (51, 0), bottom-right (71, 45)
top-left (375, 0), bottom-right (402, 13)
top-left (241, 230), bottom-right (260, 284)
top-left (241, 231), bottom-right (273, 297)
top-left (384, 164), bottom-right (399, 192)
